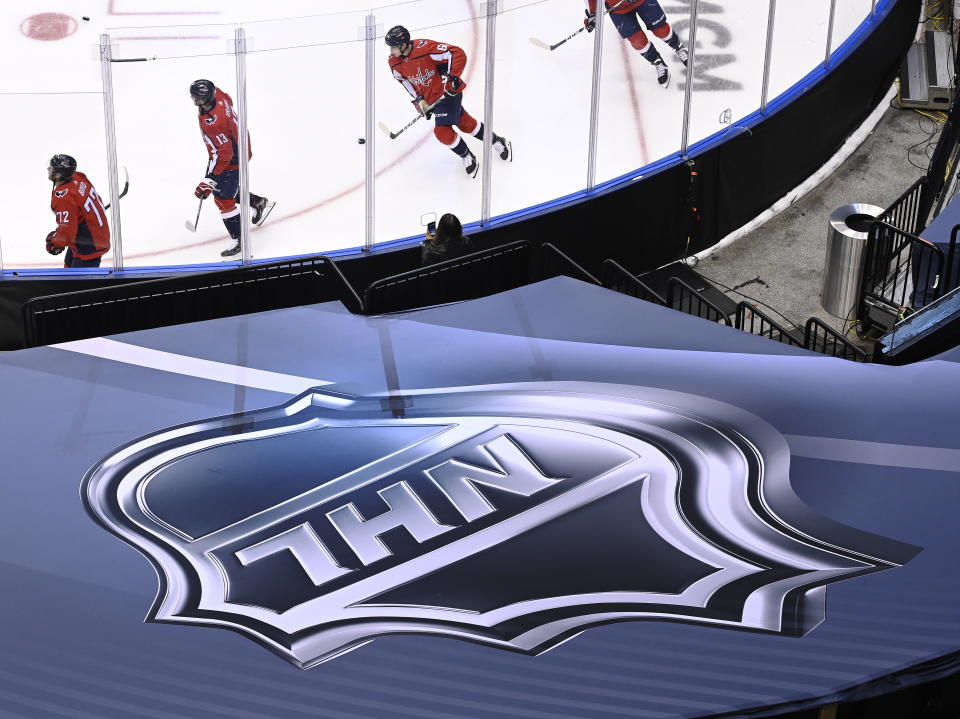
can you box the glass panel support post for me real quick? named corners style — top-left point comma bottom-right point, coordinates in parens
top-left (679, 0), bottom-right (701, 158)
top-left (586, 0), bottom-right (607, 191)
top-left (825, 0), bottom-right (838, 65)
top-left (760, 0), bottom-right (777, 113)
top-left (364, 14), bottom-right (377, 252)
top-left (100, 34), bottom-right (124, 271)
top-left (233, 27), bottom-right (252, 266)
top-left (480, 1), bottom-right (500, 226)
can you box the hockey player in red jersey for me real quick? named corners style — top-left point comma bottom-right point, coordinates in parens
top-left (386, 25), bottom-right (511, 177)
top-left (583, 0), bottom-right (688, 88)
top-left (190, 79), bottom-right (275, 258)
top-left (46, 154), bottom-right (111, 268)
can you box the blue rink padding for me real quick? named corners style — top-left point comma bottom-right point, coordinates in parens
top-left (0, 277), bottom-right (958, 719)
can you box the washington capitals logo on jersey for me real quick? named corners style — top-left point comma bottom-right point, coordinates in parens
top-left (82, 384), bottom-right (919, 669)
top-left (204, 116), bottom-right (217, 125)
top-left (55, 189), bottom-right (67, 198)
top-left (410, 66), bottom-right (435, 88)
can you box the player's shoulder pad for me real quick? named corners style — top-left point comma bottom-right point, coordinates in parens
top-left (410, 38), bottom-right (441, 54)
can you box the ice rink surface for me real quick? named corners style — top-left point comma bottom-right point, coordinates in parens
top-left (1, 0), bottom-right (874, 269)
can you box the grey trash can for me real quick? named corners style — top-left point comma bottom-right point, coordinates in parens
top-left (820, 203), bottom-right (884, 318)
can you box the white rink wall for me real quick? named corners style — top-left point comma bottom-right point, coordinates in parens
top-left (0, 0), bottom-right (876, 270)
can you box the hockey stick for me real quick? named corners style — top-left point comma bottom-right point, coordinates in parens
top-left (103, 166), bottom-right (129, 210)
top-left (529, 0), bottom-right (628, 51)
top-left (378, 98), bottom-right (443, 140)
top-left (529, 26), bottom-right (586, 51)
top-left (185, 197), bottom-right (204, 233)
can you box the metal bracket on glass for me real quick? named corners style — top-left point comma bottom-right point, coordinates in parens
top-left (760, 0), bottom-right (777, 113)
top-left (680, 0), bottom-right (701, 158)
top-left (480, 0), bottom-right (501, 225)
top-left (233, 27), bottom-right (253, 266)
top-left (228, 36), bottom-right (255, 53)
top-left (586, 0), bottom-right (607, 191)
top-left (362, 15), bottom-right (378, 252)
top-left (357, 21), bottom-right (383, 41)
top-left (99, 33), bottom-right (124, 271)
top-left (824, 0), bottom-right (838, 66)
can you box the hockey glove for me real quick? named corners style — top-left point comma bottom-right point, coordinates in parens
top-left (195, 177), bottom-right (217, 199)
top-left (412, 96), bottom-right (431, 120)
top-left (584, 10), bottom-right (596, 32)
top-left (45, 230), bottom-right (64, 256)
top-left (441, 74), bottom-right (462, 96)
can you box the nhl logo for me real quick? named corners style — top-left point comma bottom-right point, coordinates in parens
top-left (82, 384), bottom-right (919, 668)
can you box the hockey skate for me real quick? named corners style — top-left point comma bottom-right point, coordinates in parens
top-left (462, 150), bottom-right (479, 178)
top-left (674, 42), bottom-right (689, 67)
top-left (654, 60), bottom-right (670, 88)
top-left (493, 134), bottom-right (513, 162)
top-left (221, 240), bottom-right (241, 258)
top-left (251, 195), bottom-right (276, 226)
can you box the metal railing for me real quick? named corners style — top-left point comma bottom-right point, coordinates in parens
top-left (539, 243), bottom-right (600, 285)
top-left (859, 221), bottom-right (945, 333)
top-left (734, 303), bottom-right (803, 346)
top-left (666, 277), bottom-right (732, 325)
top-left (600, 259), bottom-right (666, 305)
top-left (22, 255), bottom-right (360, 348)
top-left (804, 317), bottom-right (870, 362)
top-left (878, 176), bottom-right (931, 236)
top-left (362, 240), bottom-right (531, 315)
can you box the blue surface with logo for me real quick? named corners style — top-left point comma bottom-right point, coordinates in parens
top-left (0, 277), bottom-right (958, 719)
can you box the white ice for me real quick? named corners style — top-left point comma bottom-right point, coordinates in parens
top-left (0, 0), bottom-right (875, 270)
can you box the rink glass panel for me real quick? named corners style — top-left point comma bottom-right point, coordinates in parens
top-left (109, 25), bottom-right (237, 268)
top-left (489, 0), bottom-right (593, 219)
top-left (0, 93), bottom-right (108, 271)
top-left (766, 0), bottom-right (832, 103)
top-left (830, 1), bottom-right (875, 57)
top-left (241, 12), bottom-right (367, 259)
top-left (684, 1), bottom-right (767, 152)
top-left (595, 1), bottom-right (690, 186)
top-left (372, 0), bottom-right (486, 248)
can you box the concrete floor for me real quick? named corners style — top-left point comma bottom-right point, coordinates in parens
top-left (692, 101), bottom-right (945, 342)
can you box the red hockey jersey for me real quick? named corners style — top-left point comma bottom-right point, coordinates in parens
top-left (198, 88), bottom-right (252, 176)
top-left (49, 171), bottom-right (111, 260)
top-left (587, 0), bottom-right (647, 14)
top-left (389, 39), bottom-right (468, 107)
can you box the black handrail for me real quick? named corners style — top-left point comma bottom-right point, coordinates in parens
top-left (666, 277), bottom-right (731, 325)
top-left (362, 240), bottom-right (531, 315)
top-left (879, 176), bottom-right (930, 235)
top-left (22, 255), bottom-right (356, 348)
top-left (600, 259), bottom-right (666, 305)
top-left (858, 221), bottom-right (945, 333)
top-left (804, 317), bottom-right (870, 362)
top-left (539, 243), bottom-right (601, 285)
top-left (734, 303), bottom-right (802, 346)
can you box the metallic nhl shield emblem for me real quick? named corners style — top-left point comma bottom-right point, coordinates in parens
top-left (83, 384), bottom-right (919, 668)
